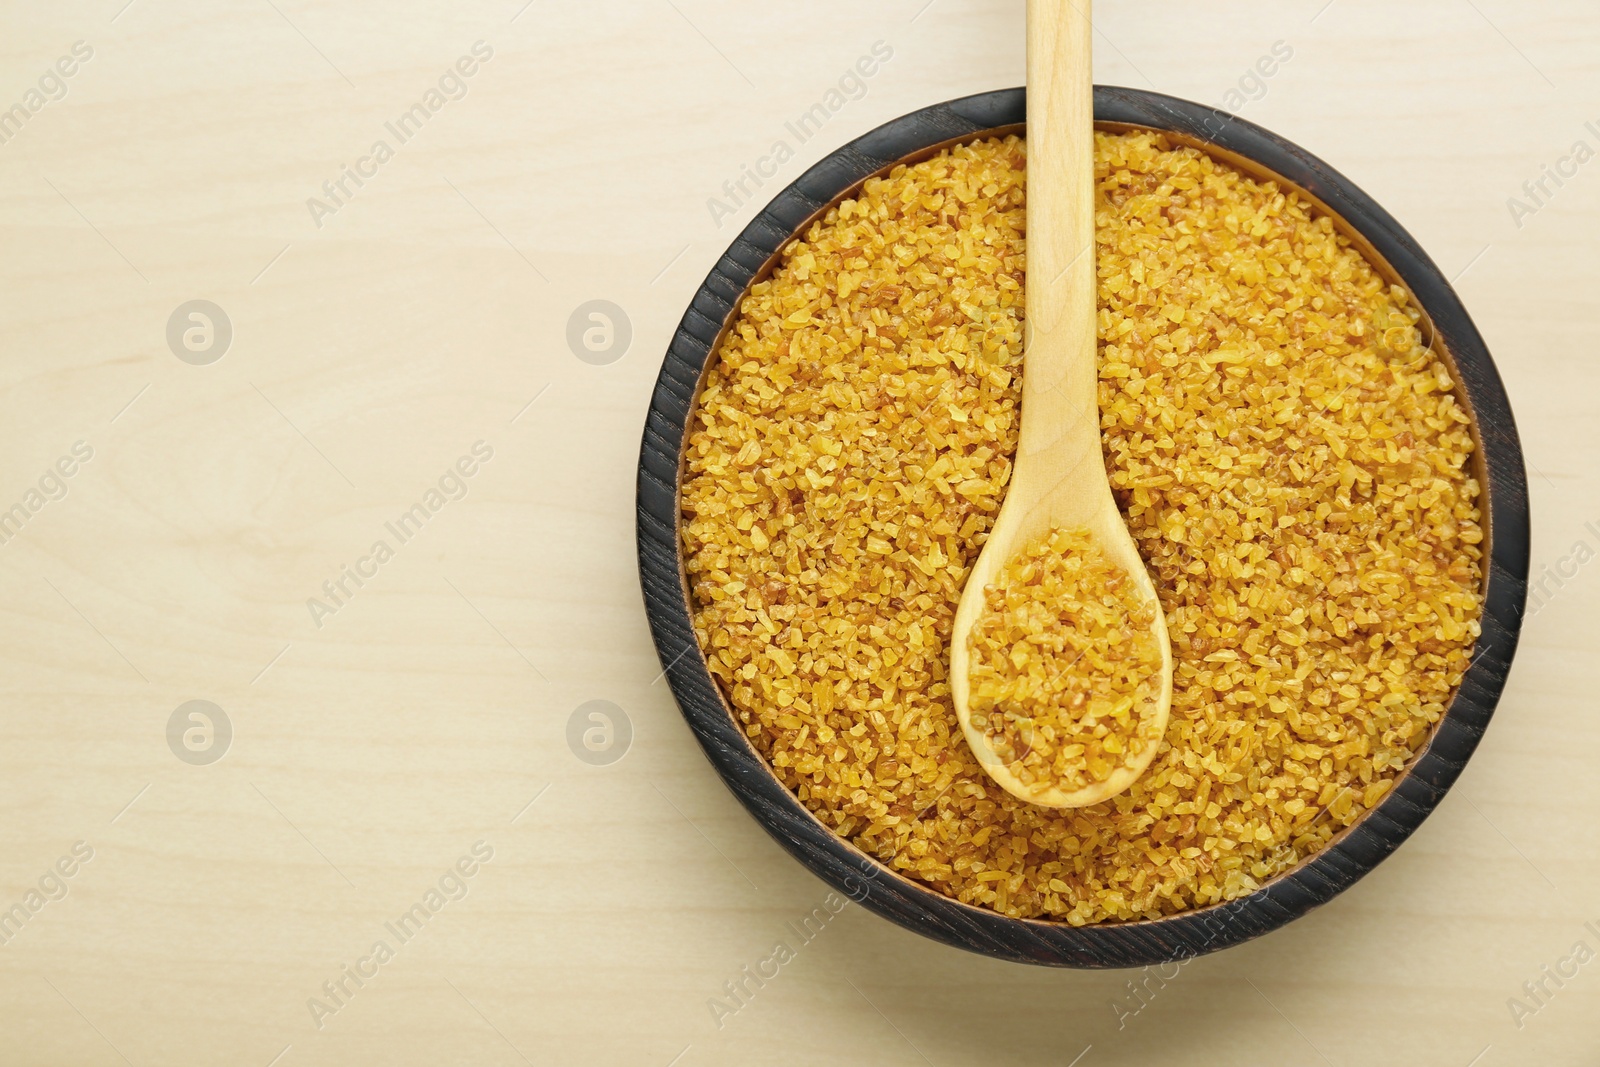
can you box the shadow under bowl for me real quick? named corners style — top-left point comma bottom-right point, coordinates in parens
top-left (636, 87), bottom-right (1529, 967)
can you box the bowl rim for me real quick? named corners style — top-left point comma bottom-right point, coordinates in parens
top-left (635, 86), bottom-right (1530, 968)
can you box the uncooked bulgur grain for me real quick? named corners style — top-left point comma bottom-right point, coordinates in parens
top-left (681, 131), bottom-right (1483, 924)
top-left (967, 525), bottom-right (1164, 798)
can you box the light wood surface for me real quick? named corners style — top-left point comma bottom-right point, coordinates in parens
top-left (0, 2), bottom-right (1596, 1065)
top-left (951, 0), bottom-right (1173, 808)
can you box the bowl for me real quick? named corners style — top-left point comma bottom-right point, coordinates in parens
top-left (636, 87), bottom-right (1529, 967)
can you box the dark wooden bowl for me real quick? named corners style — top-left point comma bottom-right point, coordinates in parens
top-left (636, 87), bottom-right (1529, 967)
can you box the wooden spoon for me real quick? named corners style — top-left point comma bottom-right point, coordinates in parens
top-left (949, 0), bottom-right (1173, 808)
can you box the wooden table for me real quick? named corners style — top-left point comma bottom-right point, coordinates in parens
top-left (1, 1), bottom-right (1595, 1064)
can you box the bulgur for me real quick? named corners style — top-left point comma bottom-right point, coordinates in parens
top-left (681, 131), bottom-right (1483, 923)
top-left (966, 525), bottom-right (1164, 798)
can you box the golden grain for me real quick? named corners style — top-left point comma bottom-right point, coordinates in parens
top-left (681, 131), bottom-right (1483, 924)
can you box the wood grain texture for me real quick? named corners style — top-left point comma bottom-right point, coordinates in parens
top-left (1, 2), bottom-right (1596, 1065)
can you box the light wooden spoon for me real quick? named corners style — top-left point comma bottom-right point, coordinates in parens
top-left (949, 0), bottom-right (1172, 808)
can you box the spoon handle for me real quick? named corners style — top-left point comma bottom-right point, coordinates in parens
top-left (1021, 0), bottom-right (1098, 479)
